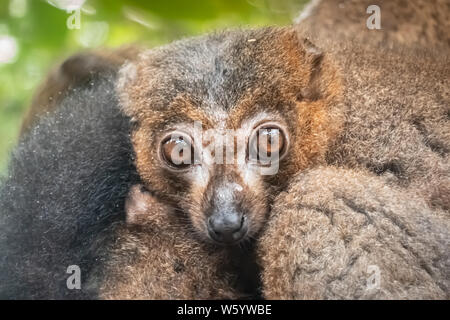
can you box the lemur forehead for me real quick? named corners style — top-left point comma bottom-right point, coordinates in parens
top-left (162, 109), bottom-right (284, 134)
top-left (124, 28), bottom-right (303, 114)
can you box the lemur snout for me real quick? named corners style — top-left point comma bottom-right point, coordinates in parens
top-left (207, 212), bottom-right (248, 244)
top-left (205, 179), bottom-right (250, 244)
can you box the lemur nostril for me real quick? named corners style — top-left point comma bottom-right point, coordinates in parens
top-left (207, 212), bottom-right (248, 244)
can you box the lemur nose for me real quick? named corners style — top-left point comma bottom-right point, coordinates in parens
top-left (207, 213), bottom-right (248, 244)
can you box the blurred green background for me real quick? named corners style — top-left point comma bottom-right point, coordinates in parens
top-left (0, 0), bottom-right (307, 173)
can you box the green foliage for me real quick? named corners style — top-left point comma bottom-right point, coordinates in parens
top-left (0, 0), bottom-right (306, 173)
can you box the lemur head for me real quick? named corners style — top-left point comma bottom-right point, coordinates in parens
top-left (118, 27), bottom-right (342, 245)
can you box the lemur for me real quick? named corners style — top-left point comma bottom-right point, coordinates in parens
top-left (116, 27), bottom-right (341, 246)
top-left (19, 27), bottom-right (342, 246)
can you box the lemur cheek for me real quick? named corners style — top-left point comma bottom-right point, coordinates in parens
top-left (247, 202), bottom-right (269, 236)
top-left (188, 207), bottom-right (211, 238)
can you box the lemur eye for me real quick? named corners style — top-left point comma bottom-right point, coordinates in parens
top-left (249, 123), bottom-right (288, 164)
top-left (258, 128), bottom-right (284, 156)
top-left (160, 132), bottom-right (194, 170)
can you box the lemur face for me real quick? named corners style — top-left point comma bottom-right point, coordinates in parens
top-left (118, 27), bottom-right (341, 244)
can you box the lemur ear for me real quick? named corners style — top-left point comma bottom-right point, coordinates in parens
top-left (21, 52), bottom-right (115, 135)
top-left (302, 37), bottom-right (323, 67)
top-left (21, 47), bottom-right (140, 135)
top-left (117, 61), bottom-right (138, 118)
top-left (299, 37), bottom-right (325, 101)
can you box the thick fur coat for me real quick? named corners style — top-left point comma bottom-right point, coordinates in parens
top-left (258, 167), bottom-right (449, 299)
